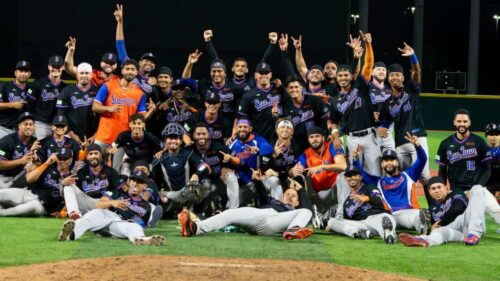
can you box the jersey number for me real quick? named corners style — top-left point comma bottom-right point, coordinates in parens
top-left (354, 97), bottom-right (362, 109)
top-left (466, 160), bottom-right (475, 171)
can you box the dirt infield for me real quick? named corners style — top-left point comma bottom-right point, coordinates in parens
top-left (0, 255), bottom-right (425, 281)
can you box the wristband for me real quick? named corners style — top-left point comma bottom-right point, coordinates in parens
top-left (331, 128), bottom-right (339, 135)
top-left (410, 54), bottom-right (419, 65)
top-left (35, 163), bottom-right (49, 174)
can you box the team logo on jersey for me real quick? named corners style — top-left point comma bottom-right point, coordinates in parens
top-left (170, 161), bottom-right (178, 167)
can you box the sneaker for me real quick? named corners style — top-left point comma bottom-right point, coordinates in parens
top-left (70, 211), bottom-right (82, 221)
top-left (463, 234), bottom-right (481, 246)
top-left (58, 220), bottom-right (75, 241)
top-left (419, 208), bottom-right (431, 235)
top-left (353, 229), bottom-right (373, 239)
top-left (148, 205), bottom-right (163, 228)
top-left (282, 226), bottom-right (314, 240)
top-left (178, 208), bottom-right (197, 237)
top-left (399, 233), bottom-right (429, 247)
top-left (382, 216), bottom-right (395, 244)
top-left (312, 205), bottom-right (324, 229)
top-left (133, 235), bottom-right (165, 246)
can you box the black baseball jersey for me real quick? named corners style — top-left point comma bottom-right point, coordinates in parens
top-left (56, 84), bottom-right (98, 140)
top-left (307, 82), bottom-right (338, 99)
top-left (184, 110), bottom-right (232, 144)
top-left (0, 81), bottom-right (33, 128)
top-left (145, 178), bottom-right (160, 205)
top-left (382, 82), bottom-right (427, 146)
top-left (429, 189), bottom-right (467, 226)
top-left (113, 130), bottom-right (163, 163)
top-left (104, 188), bottom-right (152, 227)
top-left (330, 76), bottom-right (374, 133)
top-left (0, 132), bottom-right (37, 177)
top-left (436, 133), bottom-right (491, 190)
top-left (486, 146), bottom-right (500, 189)
top-left (368, 83), bottom-right (391, 113)
top-left (38, 135), bottom-right (80, 164)
top-left (27, 77), bottom-right (67, 124)
top-left (281, 94), bottom-right (326, 153)
top-left (76, 164), bottom-right (122, 198)
top-left (230, 78), bottom-right (253, 106)
top-left (343, 184), bottom-right (389, 221)
top-left (238, 85), bottom-right (283, 141)
top-left (261, 141), bottom-right (299, 181)
top-left (152, 100), bottom-right (195, 132)
top-left (28, 165), bottom-right (68, 213)
top-left (194, 141), bottom-right (237, 178)
top-left (153, 87), bottom-right (172, 104)
top-left (152, 147), bottom-right (206, 191)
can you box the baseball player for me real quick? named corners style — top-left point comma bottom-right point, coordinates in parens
top-left (326, 166), bottom-right (397, 244)
top-left (26, 55), bottom-right (67, 139)
top-left (485, 123), bottom-right (500, 200)
top-left (58, 170), bottom-right (165, 245)
top-left (0, 61), bottom-right (33, 139)
top-left (354, 133), bottom-right (430, 234)
top-left (381, 43), bottom-right (430, 184)
top-left (399, 176), bottom-right (486, 247)
top-left (37, 115), bottom-right (80, 167)
top-left (64, 37), bottom-right (120, 88)
top-left (56, 62), bottom-right (98, 146)
top-left (436, 109), bottom-right (500, 226)
top-left (178, 170), bottom-right (313, 240)
top-left (63, 143), bottom-right (123, 220)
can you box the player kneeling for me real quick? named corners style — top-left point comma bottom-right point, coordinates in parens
top-left (400, 177), bottom-right (486, 247)
top-left (326, 166), bottom-right (397, 244)
top-left (58, 170), bottom-right (165, 245)
top-left (177, 169), bottom-right (313, 240)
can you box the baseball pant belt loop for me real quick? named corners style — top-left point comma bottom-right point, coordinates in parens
top-left (348, 128), bottom-right (375, 137)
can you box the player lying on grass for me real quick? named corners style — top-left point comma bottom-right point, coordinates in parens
top-left (58, 170), bottom-right (165, 245)
top-left (399, 176), bottom-right (486, 247)
top-left (326, 165), bottom-right (397, 244)
top-left (178, 169), bottom-right (313, 240)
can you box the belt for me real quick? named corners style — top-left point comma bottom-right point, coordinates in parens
top-left (348, 128), bottom-right (375, 137)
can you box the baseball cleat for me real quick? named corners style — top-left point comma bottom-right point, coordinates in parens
top-left (463, 234), bottom-right (481, 246)
top-left (312, 205), bottom-right (324, 230)
top-left (382, 216), bottom-right (396, 244)
top-left (418, 208), bottom-right (431, 235)
top-left (282, 226), bottom-right (314, 240)
top-left (148, 205), bottom-right (163, 228)
top-left (70, 211), bottom-right (82, 221)
top-left (178, 208), bottom-right (197, 237)
top-left (58, 220), bottom-right (75, 241)
top-left (353, 229), bottom-right (373, 239)
top-left (399, 233), bottom-right (429, 247)
top-left (133, 235), bottom-right (165, 246)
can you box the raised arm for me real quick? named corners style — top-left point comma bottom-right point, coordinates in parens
top-left (114, 4), bottom-right (128, 63)
top-left (26, 154), bottom-right (57, 184)
top-left (181, 49), bottom-right (202, 79)
top-left (291, 35), bottom-right (308, 82)
top-left (63, 37), bottom-right (78, 78)
top-left (346, 34), bottom-right (363, 80)
top-left (398, 42), bottom-right (421, 84)
top-left (261, 32), bottom-right (277, 63)
top-left (360, 31), bottom-right (374, 81)
top-left (278, 33), bottom-right (296, 79)
top-left (203, 29), bottom-right (219, 61)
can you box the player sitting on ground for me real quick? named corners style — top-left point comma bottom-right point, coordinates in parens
top-left (178, 169), bottom-right (313, 240)
top-left (58, 170), bottom-right (165, 245)
top-left (354, 132), bottom-right (431, 234)
top-left (326, 165), bottom-right (397, 244)
top-left (400, 176), bottom-right (486, 247)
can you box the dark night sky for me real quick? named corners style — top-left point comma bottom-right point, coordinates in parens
top-left (0, 0), bottom-right (498, 94)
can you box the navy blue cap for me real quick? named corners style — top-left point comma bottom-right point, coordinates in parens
top-left (171, 79), bottom-right (185, 90)
top-left (205, 91), bottom-right (220, 102)
top-left (306, 126), bottom-right (323, 137)
top-left (52, 115), bottom-right (68, 126)
top-left (387, 63), bottom-right (404, 74)
top-left (255, 62), bottom-right (272, 73)
top-left (18, 112), bottom-right (34, 123)
top-left (101, 53), bottom-right (117, 64)
top-left (56, 147), bottom-right (73, 161)
top-left (381, 149), bottom-right (399, 160)
top-left (87, 143), bottom-right (102, 154)
top-left (373, 61), bottom-right (387, 69)
top-left (344, 165), bottom-right (361, 176)
top-left (158, 66), bottom-right (173, 77)
top-left (140, 52), bottom-right (156, 63)
top-left (48, 55), bottom-right (64, 67)
top-left (210, 59), bottom-right (226, 72)
top-left (129, 170), bottom-right (148, 184)
top-left (16, 60), bottom-right (31, 71)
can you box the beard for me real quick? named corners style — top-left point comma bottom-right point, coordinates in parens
top-left (455, 125), bottom-right (470, 134)
top-left (383, 165), bottom-right (398, 176)
top-left (238, 131), bottom-right (250, 141)
top-left (311, 141), bottom-right (323, 150)
top-left (89, 158), bottom-right (101, 168)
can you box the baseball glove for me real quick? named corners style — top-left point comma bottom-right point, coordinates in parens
top-left (178, 181), bottom-right (208, 207)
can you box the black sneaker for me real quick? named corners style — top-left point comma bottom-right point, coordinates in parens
top-left (419, 208), bottom-right (431, 235)
top-left (382, 216), bottom-right (395, 244)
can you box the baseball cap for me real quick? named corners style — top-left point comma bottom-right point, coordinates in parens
top-left (485, 123), bottom-right (500, 135)
top-left (18, 112), bottom-right (35, 123)
top-left (344, 165), bottom-right (361, 177)
top-left (205, 91), bottom-right (220, 103)
top-left (210, 59), bottom-right (226, 72)
top-left (140, 52), bottom-right (156, 63)
top-left (427, 176), bottom-right (446, 188)
top-left (373, 61), bottom-right (387, 69)
top-left (255, 62), bottom-right (271, 73)
top-left (87, 143), bottom-right (102, 154)
top-left (101, 53), bottom-right (117, 64)
top-left (171, 79), bottom-right (185, 90)
top-left (309, 64), bottom-right (323, 72)
top-left (52, 115), bottom-right (68, 126)
top-left (306, 126), bottom-right (323, 137)
top-left (48, 55), bottom-right (64, 67)
top-left (56, 147), bottom-right (73, 161)
top-left (337, 64), bottom-right (352, 73)
top-left (77, 62), bottom-right (92, 73)
top-left (129, 170), bottom-right (148, 184)
top-left (381, 149), bottom-right (399, 160)
top-left (387, 63), bottom-right (404, 75)
top-left (16, 60), bottom-right (31, 71)
top-left (132, 160), bottom-right (150, 171)
top-left (158, 66), bottom-right (173, 77)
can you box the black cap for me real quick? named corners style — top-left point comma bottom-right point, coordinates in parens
top-left (255, 62), bottom-right (272, 73)
top-left (129, 170), bottom-right (148, 184)
top-left (344, 165), bottom-right (361, 177)
top-left (18, 112), bottom-right (34, 123)
top-left (48, 55), bottom-right (64, 67)
top-left (87, 143), bottom-right (102, 154)
top-left (337, 64), bottom-right (352, 73)
top-left (121, 58), bottom-right (139, 69)
top-left (205, 91), bottom-right (220, 102)
top-left (373, 61), bottom-right (387, 69)
top-left (306, 126), bottom-right (323, 137)
top-left (485, 123), bottom-right (500, 135)
top-left (140, 52), bottom-right (156, 63)
top-left (101, 53), bottom-right (117, 64)
top-left (56, 147), bottom-right (73, 161)
top-left (132, 160), bottom-right (150, 171)
top-left (427, 176), bottom-right (445, 188)
top-left (387, 63), bottom-right (404, 75)
top-left (210, 59), bottom-right (226, 72)
top-left (52, 115), bottom-right (68, 126)
top-left (171, 79), bottom-right (185, 90)
top-left (381, 149), bottom-right (399, 160)
top-left (16, 60), bottom-right (31, 71)
top-left (309, 64), bottom-right (323, 72)
top-left (158, 66), bottom-right (173, 77)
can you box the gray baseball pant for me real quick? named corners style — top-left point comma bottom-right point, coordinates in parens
top-left (327, 213), bottom-right (396, 240)
top-left (73, 208), bottom-right (145, 242)
top-left (0, 188), bottom-right (45, 216)
top-left (346, 131), bottom-right (382, 177)
top-left (396, 137), bottom-right (431, 183)
top-left (376, 125), bottom-right (396, 153)
top-left (393, 208), bottom-right (423, 232)
top-left (419, 185), bottom-right (486, 246)
top-left (0, 126), bottom-right (13, 139)
top-left (34, 121), bottom-right (52, 140)
top-left (63, 185), bottom-right (99, 215)
top-left (195, 207), bottom-right (312, 236)
top-left (223, 171), bottom-right (240, 209)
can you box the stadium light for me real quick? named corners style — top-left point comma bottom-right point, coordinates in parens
top-left (494, 14), bottom-right (500, 34)
top-left (411, 6), bottom-right (415, 14)
top-left (351, 14), bottom-right (360, 24)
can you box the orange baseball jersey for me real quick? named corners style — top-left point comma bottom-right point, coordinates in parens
top-left (94, 79), bottom-right (146, 144)
top-left (91, 69), bottom-right (120, 88)
top-left (298, 142), bottom-right (344, 191)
